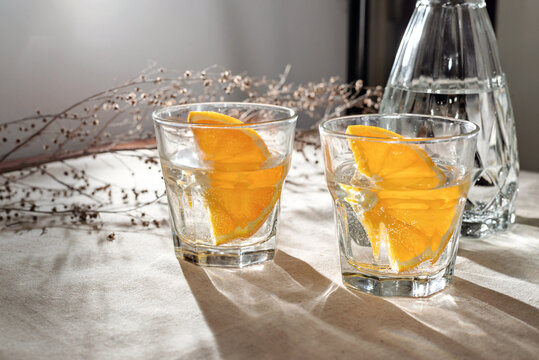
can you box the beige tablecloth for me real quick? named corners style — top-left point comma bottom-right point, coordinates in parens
top-left (1, 149), bottom-right (538, 359)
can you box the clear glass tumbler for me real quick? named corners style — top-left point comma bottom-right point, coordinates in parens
top-left (320, 114), bottom-right (478, 297)
top-left (153, 103), bottom-right (297, 267)
top-left (380, 0), bottom-right (519, 237)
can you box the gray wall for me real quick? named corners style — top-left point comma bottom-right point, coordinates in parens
top-left (0, 0), bottom-right (348, 129)
top-left (497, 0), bottom-right (539, 172)
top-left (1, 0), bottom-right (537, 172)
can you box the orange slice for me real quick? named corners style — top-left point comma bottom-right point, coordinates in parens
top-left (188, 111), bottom-right (284, 245)
top-left (188, 111), bottom-right (270, 171)
top-left (346, 125), bottom-right (445, 189)
top-left (345, 125), bottom-right (463, 272)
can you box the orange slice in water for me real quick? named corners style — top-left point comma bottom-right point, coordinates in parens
top-left (188, 111), bottom-right (270, 171)
top-left (346, 125), bottom-right (445, 189)
top-left (188, 111), bottom-right (284, 245)
top-left (345, 125), bottom-right (463, 272)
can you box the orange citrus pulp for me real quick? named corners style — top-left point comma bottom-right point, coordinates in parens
top-left (346, 125), bottom-right (463, 272)
top-left (188, 111), bottom-right (284, 245)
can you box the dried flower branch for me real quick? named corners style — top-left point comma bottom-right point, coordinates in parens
top-left (0, 64), bottom-right (382, 232)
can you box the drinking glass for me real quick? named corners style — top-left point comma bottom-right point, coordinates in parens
top-left (153, 103), bottom-right (297, 267)
top-left (320, 114), bottom-right (478, 297)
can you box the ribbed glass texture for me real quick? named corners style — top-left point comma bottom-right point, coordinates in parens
top-left (380, 0), bottom-right (519, 237)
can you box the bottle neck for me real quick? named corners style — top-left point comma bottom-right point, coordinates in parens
top-left (418, 0), bottom-right (486, 7)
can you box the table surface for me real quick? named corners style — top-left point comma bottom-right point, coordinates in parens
top-left (1, 148), bottom-right (538, 360)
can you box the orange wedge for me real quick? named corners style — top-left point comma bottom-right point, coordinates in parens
top-left (188, 111), bottom-right (270, 171)
top-left (345, 125), bottom-right (463, 272)
top-left (188, 111), bottom-right (284, 245)
top-left (346, 125), bottom-right (445, 189)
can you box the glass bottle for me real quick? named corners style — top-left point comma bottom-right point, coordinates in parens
top-left (380, 0), bottom-right (519, 237)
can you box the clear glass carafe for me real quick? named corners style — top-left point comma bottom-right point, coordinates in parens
top-left (380, 0), bottom-right (519, 237)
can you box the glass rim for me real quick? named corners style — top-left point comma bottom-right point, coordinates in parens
top-left (319, 113), bottom-right (480, 144)
top-left (418, 0), bottom-right (486, 6)
top-left (152, 102), bottom-right (298, 129)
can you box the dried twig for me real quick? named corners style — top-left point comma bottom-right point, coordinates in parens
top-left (0, 65), bottom-right (382, 231)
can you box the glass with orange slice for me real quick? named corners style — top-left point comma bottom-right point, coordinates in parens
top-left (153, 103), bottom-right (297, 267)
top-left (320, 114), bottom-right (479, 297)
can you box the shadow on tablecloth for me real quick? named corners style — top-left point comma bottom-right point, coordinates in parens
top-left (516, 215), bottom-right (539, 228)
top-left (457, 223), bottom-right (539, 283)
top-left (179, 251), bottom-right (538, 359)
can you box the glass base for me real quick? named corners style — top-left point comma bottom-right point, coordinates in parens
top-left (342, 263), bottom-right (454, 298)
top-left (461, 210), bottom-right (515, 238)
top-left (172, 232), bottom-right (275, 268)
